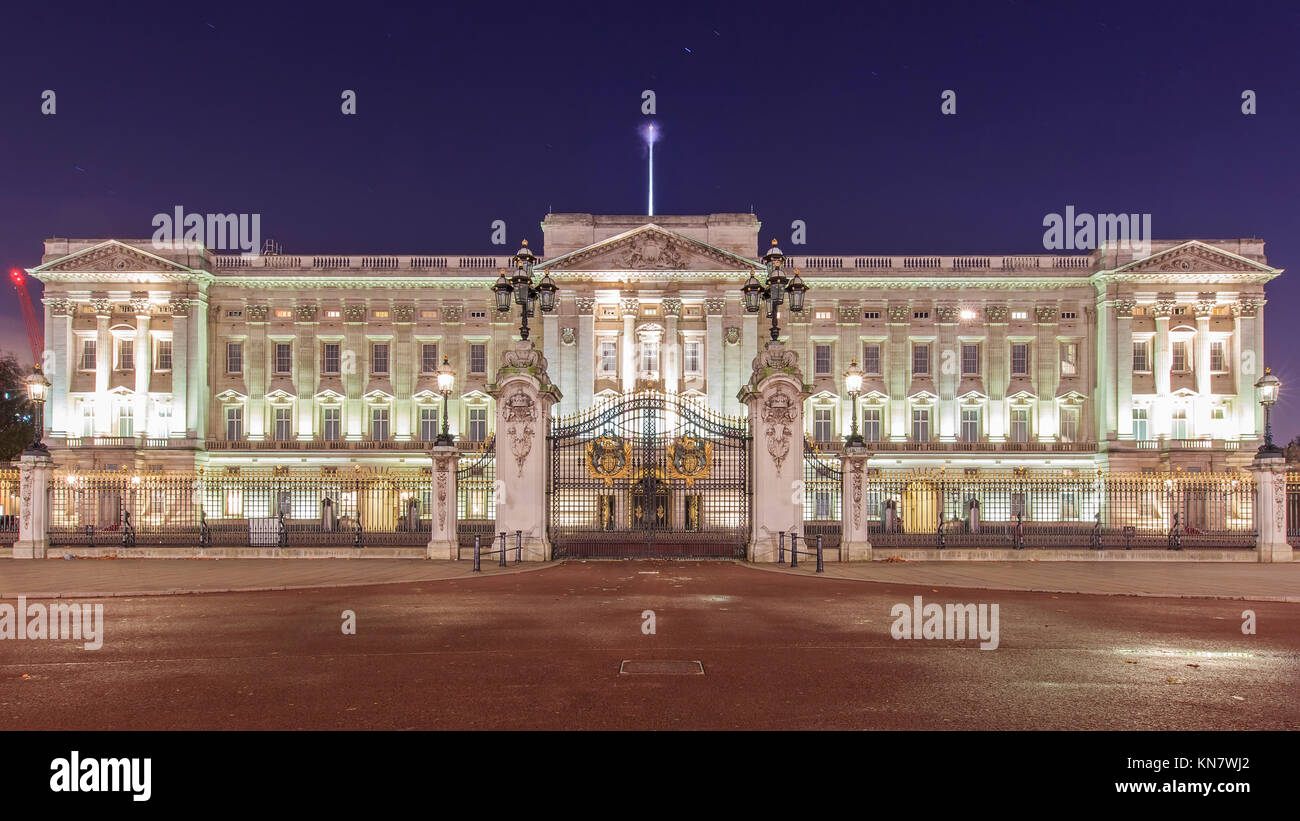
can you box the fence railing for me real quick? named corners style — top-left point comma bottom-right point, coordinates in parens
top-left (49, 468), bottom-right (434, 548)
top-left (866, 470), bottom-right (1256, 550)
top-left (803, 443), bottom-right (842, 546)
top-left (0, 468), bottom-right (19, 545)
top-left (456, 440), bottom-right (496, 546)
top-left (1287, 472), bottom-right (1300, 546)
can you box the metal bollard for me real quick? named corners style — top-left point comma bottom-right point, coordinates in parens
top-left (473, 534), bottom-right (481, 572)
top-left (791, 533), bottom-right (799, 568)
top-left (778, 531), bottom-right (785, 564)
top-left (500, 533), bottom-right (507, 567)
top-left (515, 530), bottom-right (523, 563)
top-left (816, 534), bottom-right (824, 573)
top-left (499, 532), bottom-right (507, 563)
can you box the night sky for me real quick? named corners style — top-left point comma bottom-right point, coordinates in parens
top-left (2, 0), bottom-right (1297, 441)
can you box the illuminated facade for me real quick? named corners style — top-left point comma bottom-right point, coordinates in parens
top-left (28, 213), bottom-right (1281, 473)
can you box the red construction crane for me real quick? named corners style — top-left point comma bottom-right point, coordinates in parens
top-left (9, 269), bottom-right (43, 364)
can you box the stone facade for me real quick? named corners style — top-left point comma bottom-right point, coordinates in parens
top-left (27, 213), bottom-right (1281, 473)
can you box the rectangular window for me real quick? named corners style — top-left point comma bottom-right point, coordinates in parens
top-left (961, 343), bottom-right (979, 376)
top-left (1132, 407), bottom-right (1149, 441)
top-left (862, 407), bottom-right (881, 442)
top-left (80, 402), bottom-right (94, 437)
top-left (117, 339), bottom-right (134, 371)
top-left (468, 407), bottom-right (487, 442)
top-left (1011, 343), bottom-right (1030, 376)
top-left (1010, 408), bottom-right (1030, 443)
top-left (913, 311), bottom-right (930, 320)
top-left (274, 342), bottom-right (292, 375)
top-left (155, 339), bottom-right (173, 371)
top-left (469, 343), bottom-right (487, 375)
top-left (322, 343), bottom-right (340, 375)
top-left (273, 406), bottom-right (292, 441)
top-left (1060, 341), bottom-right (1078, 376)
top-left (813, 407), bottom-right (833, 443)
top-left (322, 407), bottom-right (341, 441)
top-left (226, 342), bottom-right (243, 374)
top-left (1133, 340), bottom-right (1149, 372)
top-left (1172, 340), bottom-right (1189, 372)
top-left (1011, 311), bottom-right (1028, 320)
top-left (911, 408), bottom-right (930, 442)
top-left (599, 341), bottom-right (618, 375)
top-left (862, 343), bottom-right (881, 374)
top-left (960, 407), bottom-right (980, 442)
top-left (116, 404), bottom-right (133, 437)
top-left (422, 343), bottom-right (439, 373)
top-left (814, 344), bottom-right (832, 376)
top-left (371, 343), bottom-right (390, 375)
top-left (420, 406), bottom-right (439, 442)
top-left (912, 343), bottom-right (930, 375)
top-left (226, 406), bottom-right (243, 440)
top-left (863, 311), bottom-right (880, 320)
top-left (1059, 407), bottom-right (1079, 442)
top-left (1060, 311), bottom-right (1077, 320)
top-left (1170, 407), bottom-right (1189, 439)
top-left (370, 406), bottom-right (390, 440)
top-left (1210, 341), bottom-right (1226, 372)
top-left (639, 339), bottom-right (659, 374)
top-left (80, 339), bottom-right (96, 371)
top-left (684, 341), bottom-right (701, 374)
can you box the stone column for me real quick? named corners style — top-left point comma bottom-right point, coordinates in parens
top-left (663, 299), bottom-right (681, 394)
top-left (840, 446), bottom-right (872, 561)
top-left (1194, 298), bottom-right (1212, 435)
top-left (935, 306), bottom-right (958, 440)
top-left (576, 297), bottom-right (595, 413)
top-left (490, 340), bottom-right (562, 560)
top-left (1235, 298), bottom-right (1262, 439)
top-left (887, 305), bottom-right (909, 440)
top-left (740, 313), bottom-right (758, 415)
top-left (739, 340), bottom-right (809, 562)
top-left (426, 444), bottom-right (460, 560)
top-left (169, 299), bottom-right (189, 439)
top-left (705, 298), bottom-right (725, 412)
top-left (1115, 299), bottom-right (1134, 437)
top-left (343, 304), bottom-right (366, 439)
top-left (1034, 306), bottom-right (1059, 440)
top-left (133, 303), bottom-right (151, 438)
top-left (620, 299), bottom-right (637, 393)
top-left (93, 302), bottom-right (111, 434)
top-left (1250, 450), bottom-right (1292, 563)
top-left (1153, 297), bottom-right (1173, 438)
top-left (296, 304), bottom-right (321, 439)
top-left (13, 450), bottom-right (54, 559)
top-left (247, 304), bottom-right (269, 439)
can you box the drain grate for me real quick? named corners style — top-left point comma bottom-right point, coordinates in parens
top-left (619, 660), bottom-right (705, 676)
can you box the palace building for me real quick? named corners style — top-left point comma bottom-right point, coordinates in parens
top-left (28, 212), bottom-right (1281, 474)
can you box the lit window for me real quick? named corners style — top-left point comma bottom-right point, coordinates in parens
top-left (1011, 311), bottom-right (1028, 320)
top-left (468, 407), bottom-right (487, 442)
top-left (684, 341), bottom-right (701, 374)
top-left (325, 310), bottom-right (341, 319)
top-left (1059, 407), bottom-right (1079, 442)
top-left (420, 406), bottom-right (439, 442)
top-left (1060, 341), bottom-right (1078, 376)
top-left (371, 406), bottom-right (390, 440)
top-left (961, 407), bottom-right (980, 442)
top-left (1132, 407), bottom-right (1149, 441)
top-left (814, 310), bottom-right (832, 321)
top-left (814, 407), bottom-right (833, 443)
top-left (274, 309), bottom-right (292, 319)
top-left (960, 309), bottom-right (977, 321)
top-left (322, 407), bottom-right (341, 441)
top-left (1132, 340), bottom-right (1149, 372)
top-left (225, 406), bottom-right (243, 440)
top-left (116, 403), bottom-right (134, 437)
top-left (911, 407), bottom-right (930, 442)
top-left (599, 341), bottom-right (618, 375)
top-left (862, 407), bottom-right (881, 442)
top-left (273, 406), bottom-right (293, 441)
top-left (117, 339), bottom-right (134, 371)
top-left (1210, 341), bottom-right (1227, 372)
top-left (1171, 407), bottom-right (1189, 439)
top-left (373, 310), bottom-right (390, 319)
top-left (1010, 408), bottom-right (1030, 442)
top-left (1172, 340), bottom-right (1189, 372)
top-left (155, 339), bottom-right (173, 371)
top-left (639, 339), bottom-right (659, 374)
top-left (80, 339), bottom-right (96, 371)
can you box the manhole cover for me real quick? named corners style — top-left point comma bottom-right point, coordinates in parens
top-left (619, 660), bottom-right (705, 676)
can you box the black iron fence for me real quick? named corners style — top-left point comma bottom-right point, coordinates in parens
top-left (867, 469), bottom-right (1256, 550)
top-left (456, 440), bottom-right (497, 547)
top-left (0, 467), bottom-right (19, 545)
top-left (1287, 472), bottom-right (1300, 546)
top-left (803, 442), bottom-right (842, 547)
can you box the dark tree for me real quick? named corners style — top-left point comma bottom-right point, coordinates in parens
top-left (0, 353), bottom-right (36, 461)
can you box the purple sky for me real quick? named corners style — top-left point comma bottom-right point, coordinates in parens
top-left (2, 0), bottom-right (1297, 441)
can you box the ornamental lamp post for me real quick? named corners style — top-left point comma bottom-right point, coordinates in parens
top-left (744, 239), bottom-right (809, 341)
top-left (844, 359), bottom-right (865, 448)
top-left (1255, 367), bottom-right (1282, 454)
top-left (493, 239), bottom-right (557, 341)
top-left (24, 365), bottom-right (50, 454)
top-left (434, 356), bottom-right (455, 447)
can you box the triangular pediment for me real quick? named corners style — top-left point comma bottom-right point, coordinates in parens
top-left (31, 240), bottom-right (200, 279)
top-left (1113, 241), bottom-right (1276, 276)
top-left (540, 225), bottom-right (760, 273)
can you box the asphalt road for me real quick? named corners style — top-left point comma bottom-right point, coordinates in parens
top-left (2, 561), bottom-right (1296, 730)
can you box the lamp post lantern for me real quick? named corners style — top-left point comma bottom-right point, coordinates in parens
top-left (744, 239), bottom-right (808, 341)
top-left (1255, 367), bottom-right (1282, 454)
top-left (24, 365), bottom-right (50, 454)
top-left (493, 239), bottom-right (558, 341)
top-left (844, 359), bottom-right (865, 448)
top-left (435, 356), bottom-right (455, 447)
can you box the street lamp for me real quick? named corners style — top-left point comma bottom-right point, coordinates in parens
top-left (435, 356), bottom-right (455, 446)
top-left (844, 359), bottom-right (865, 448)
top-left (1255, 367), bottom-right (1282, 454)
top-left (493, 239), bottom-right (558, 341)
top-left (743, 239), bottom-right (808, 341)
top-left (24, 365), bottom-right (50, 454)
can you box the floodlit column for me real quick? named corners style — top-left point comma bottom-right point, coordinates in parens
top-left (426, 445), bottom-right (460, 560)
top-left (170, 300), bottom-right (188, 439)
top-left (705, 298), bottom-right (725, 412)
top-left (576, 297), bottom-right (595, 413)
top-left (1035, 307), bottom-right (1058, 440)
top-left (94, 307), bottom-right (111, 434)
top-left (1250, 450), bottom-right (1292, 563)
top-left (46, 299), bottom-right (72, 437)
top-left (1153, 312), bottom-right (1171, 438)
top-left (1194, 311), bottom-right (1211, 435)
top-left (13, 451), bottom-right (53, 559)
top-left (739, 340), bottom-right (809, 562)
top-left (986, 308), bottom-right (1007, 440)
top-left (887, 310), bottom-right (908, 440)
top-left (840, 446), bottom-right (872, 561)
top-left (621, 301), bottom-right (636, 393)
top-left (936, 310), bottom-right (957, 440)
top-left (1115, 302), bottom-right (1133, 437)
top-left (663, 304), bottom-right (680, 394)
top-left (490, 340), bottom-right (562, 560)
top-left (134, 309), bottom-right (151, 437)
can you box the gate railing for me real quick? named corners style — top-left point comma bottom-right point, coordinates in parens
top-left (867, 469), bottom-right (1256, 550)
top-left (49, 467), bottom-right (433, 548)
top-left (457, 435), bottom-right (496, 546)
top-left (0, 467), bottom-right (19, 545)
top-left (803, 438), bottom-right (842, 547)
top-left (1287, 471), bottom-right (1300, 546)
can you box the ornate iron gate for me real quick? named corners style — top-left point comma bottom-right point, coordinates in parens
top-left (548, 391), bottom-right (750, 558)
